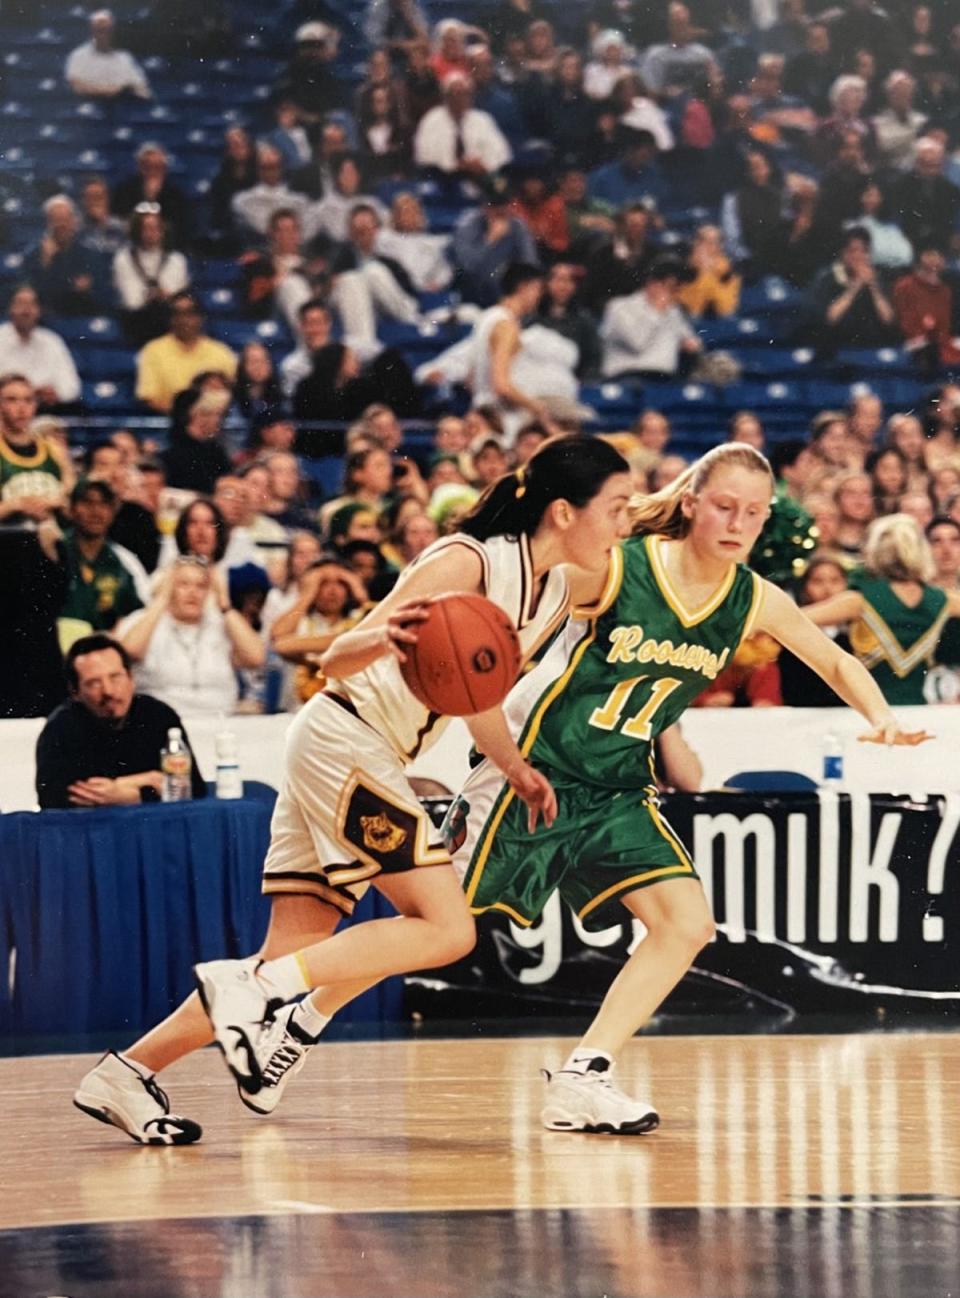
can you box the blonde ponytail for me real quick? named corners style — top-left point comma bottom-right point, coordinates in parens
top-left (630, 443), bottom-right (775, 538)
top-left (862, 512), bottom-right (935, 584)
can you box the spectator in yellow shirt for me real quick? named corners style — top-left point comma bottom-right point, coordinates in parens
top-left (678, 224), bottom-right (742, 319)
top-left (135, 290), bottom-right (237, 413)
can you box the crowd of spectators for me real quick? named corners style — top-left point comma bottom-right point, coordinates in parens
top-left (6, 0), bottom-right (960, 726)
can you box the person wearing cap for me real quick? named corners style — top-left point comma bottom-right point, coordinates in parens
top-left (0, 285), bottom-right (81, 408)
top-left (60, 479), bottom-right (144, 633)
top-left (136, 291), bottom-right (237, 415)
top-left (451, 175), bottom-right (537, 307)
top-left (600, 256), bottom-right (702, 381)
top-left (273, 22), bottom-right (343, 128)
top-left (65, 9), bottom-right (151, 100)
top-left (413, 72), bottom-right (512, 178)
top-left (469, 432), bottom-right (510, 487)
top-left (587, 125), bottom-right (668, 210)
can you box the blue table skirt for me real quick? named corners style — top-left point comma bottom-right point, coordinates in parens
top-left (0, 790), bottom-right (402, 1038)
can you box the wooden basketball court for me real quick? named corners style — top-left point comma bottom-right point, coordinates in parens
top-left (2, 1031), bottom-right (958, 1297)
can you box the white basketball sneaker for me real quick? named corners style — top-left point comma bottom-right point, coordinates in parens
top-left (194, 956), bottom-right (282, 1093)
top-left (540, 1058), bottom-right (659, 1135)
top-left (236, 1004), bottom-right (317, 1116)
top-left (74, 1051), bottom-right (202, 1145)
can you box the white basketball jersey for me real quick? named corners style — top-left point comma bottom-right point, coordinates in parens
top-left (334, 531), bottom-right (569, 762)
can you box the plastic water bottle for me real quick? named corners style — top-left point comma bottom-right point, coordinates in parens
top-left (160, 727), bottom-right (193, 802)
top-left (215, 729), bottom-right (243, 800)
top-left (821, 731), bottom-right (844, 788)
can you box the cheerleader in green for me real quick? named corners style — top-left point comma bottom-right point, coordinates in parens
top-left (804, 514), bottom-right (960, 705)
top-left (447, 445), bottom-right (930, 1135)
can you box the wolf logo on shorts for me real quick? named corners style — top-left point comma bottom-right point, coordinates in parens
top-left (360, 812), bottom-right (408, 854)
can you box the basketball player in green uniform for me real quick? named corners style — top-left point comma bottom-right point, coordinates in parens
top-left (447, 443), bottom-right (929, 1135)
top-left (804, 513), bottom-right (960, 705)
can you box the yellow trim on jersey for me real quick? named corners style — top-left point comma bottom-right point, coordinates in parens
top-left (470, 898), bottom-right (536, 926)
top-left (646, 535), bottom-right (736, 628)
top-left (578, 862), bottom-right (695, 922)
top-left (0, 431), bottom-right (49, 469)
top-left (856, 600), bottom-right (950, 678)
top-left (334, 767), bottom-right (451, 872)
top-left (571, 544), bottom-right (625, 620)
top-left (647, 796), bottom-right (695, 866)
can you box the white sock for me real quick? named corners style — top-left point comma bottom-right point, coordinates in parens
top-left (560, 1049), bottom-right (615, 1075)
top-left (256, 953), bottom-right (311, 1001)
top-left (116, 1051), bottom-right (154, 1080)
top-left (291, 997), bottom-right (331, 1040)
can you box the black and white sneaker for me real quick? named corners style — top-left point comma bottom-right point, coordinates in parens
top-left (74, 1052), bottom-right (202, 1146)
top-left (540, 1058), bottom-right (660, 1135)
top-left (194, 955), bottom-right (282, 1093)
top-left (237, 1005), bottom-right (317, 1116)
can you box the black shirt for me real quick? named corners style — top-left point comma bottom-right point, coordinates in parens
top-left (35, 693), bottom-right (206, 808)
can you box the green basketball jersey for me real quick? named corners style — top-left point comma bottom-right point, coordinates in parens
top-left (0, 432), bottom-right (63, 504)
top-left (847, 571), bottom-right (949, 706)
top-left (504, 534), bottom-right (763, 789)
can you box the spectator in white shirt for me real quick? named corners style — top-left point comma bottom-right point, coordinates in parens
top-left (584, 29), bottom-right (635, 102)
top-left (413, 72), bottom-right (511, 177)
top-left (873, 71), bottom-right (927, 173)
top-left (119, 556), bottom-right (264, 718)
top-left (308, 155), bottom-right (388, 245)
top-left (64, 9), bottom-right (150, 100)
top-left (232, 144), bottom-right (312, 240)
top-left (600, 257), bottom-right (702, 380)
top-left (0, 285), bottom-right (81, 407)
top-left (113, 204), bottom-right (190, 345)
top-left (374, 190), bottom-right (452, 291)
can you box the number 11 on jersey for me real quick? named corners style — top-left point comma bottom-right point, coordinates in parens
top-left (588, 676), bottom-right (683, 741)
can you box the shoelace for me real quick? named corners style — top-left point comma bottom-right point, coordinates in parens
top-left (262, 1040), bottom-right (302, 1087)
top-left (141, 1072), bottom-right (171, 1114)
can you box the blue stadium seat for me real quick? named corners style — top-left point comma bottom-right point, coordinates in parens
top-left (721, 380), bottom-right (802, 411)
top-left (74, 347), bottom-right (137, 381)
top-left (82, 378), bottom-right (136, 411)
top-left (54, 317), bottom-right (123, 345)
top-left (834, 347), bottom-right (914, 377)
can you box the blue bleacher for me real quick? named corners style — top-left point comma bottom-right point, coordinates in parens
top-left (0, 5), bottom-right (945, 448)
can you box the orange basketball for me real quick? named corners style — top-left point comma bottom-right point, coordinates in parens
top-left (399, 593), bottom-right (521, 716)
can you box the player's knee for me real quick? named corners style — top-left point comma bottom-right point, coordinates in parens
top-left (665, 901), bottom-right (715, 955)
top-left (434, 913), bottom-right (476, 964)
top-left (676, 909), bottom-right (716, 954)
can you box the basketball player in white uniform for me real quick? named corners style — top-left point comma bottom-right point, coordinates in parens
top-left (74, 435), bottom-right (633, 1143)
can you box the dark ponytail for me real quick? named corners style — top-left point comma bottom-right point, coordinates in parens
top-left (459, 434), bottom-right (629, 541)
